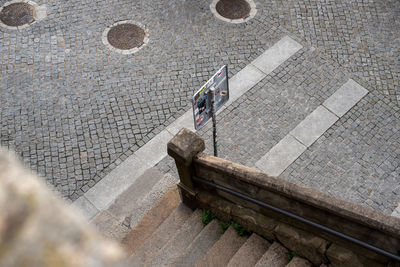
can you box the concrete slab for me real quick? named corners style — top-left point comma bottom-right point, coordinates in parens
top-left (392, 204), bottom-right (400, 218)
top-left (72, 196), bottom-right (99, 221)
top-left (166, 110), bottom-right (195, 136)
top-left (85, 154), bottom-right (150, 211)
top-left (290, 106), bottom-right (339, 147)
top-left (134, 130), bottom-right (173, 166)
top-left (252, 36), bottom-right (302, 75)
top-left (255, 135), bottom-right (306, 177)
top-left (228, 64), bottom-right (266, 101)
top-left (323, 79), bottom-right (368, 117)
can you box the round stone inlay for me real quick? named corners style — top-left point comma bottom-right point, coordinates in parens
top-left (0, 2), bottom-right (35, 27)
top-left (216, 0), bottom-right (251, 20)
top-left (107, 23), bottom-right (145, 50)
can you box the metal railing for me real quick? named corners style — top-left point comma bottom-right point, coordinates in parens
top-left (193, 176), bottom-right (400, 262)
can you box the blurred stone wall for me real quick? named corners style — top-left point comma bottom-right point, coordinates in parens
top-left (0, 148), bottom-right (126, 267)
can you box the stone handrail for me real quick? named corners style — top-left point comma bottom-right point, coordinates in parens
top-left (167, 128), bottom-right (400, 267)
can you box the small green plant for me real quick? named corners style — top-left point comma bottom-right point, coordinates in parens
top-left (231, 222), bottom-right (251, 236)
top-left (218, 221), bottom-right (231, 232)
top-left (201, 210), bottom-right (252, 237)
top-left (288, 250), bottom-right (297, 261)
top-left (201, 209), bottom-right (216, 226)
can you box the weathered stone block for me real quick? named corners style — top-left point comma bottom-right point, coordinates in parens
top-left (274, 223), bottom-right (328, 265)
top-left (326, 244), bottom-right (385, 267)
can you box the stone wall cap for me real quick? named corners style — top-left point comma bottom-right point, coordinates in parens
top-left (194, 153), bottom-right (400, 237)
top-left (167, 128), bottom-right (205, 164)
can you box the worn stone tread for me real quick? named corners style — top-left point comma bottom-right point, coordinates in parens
top-left (286, 256), bottom-right (313, 267)
top-left (195, 226), bottom-right (248, 267)
top-left (133, 202), bottom-right (193, 263)
top-left (91, 210), bottom-right (130, 242)
top-left (255, 242), bottom-right (289, 267)
top-left (106, 167), bottom-right (164, 221)
top-left (120, 187), bottom-right (180, 253)
top-left (227, 233), bottom-right (271, 267)
top-left (172, 219), bottom-right (224, 267)
top-left (147, 209), bottom-right (204, 266)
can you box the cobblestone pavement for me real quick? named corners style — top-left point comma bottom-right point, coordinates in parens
top-left (282, 92), bottom-right (399, 214)
top-left (0, 0), bottom-right (284, 199)
top-left (1, 0), bottom-right (399, 208)
top-left (264, 0), bottom-right (400, 104)
top-left (156, 47), bottom-right (400, 214)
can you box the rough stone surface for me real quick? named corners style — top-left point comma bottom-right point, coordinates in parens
top-left (255, 242), bottom-right (289, 267)
top-left (0, 148), bottom-right (125, 267)
top-left (227, 233), bottom-right (271, 267)
top-left (120, 187), bottom-right (180, 254)
top-left (133, 203), bottom-right (192, 263)
top-left (195, 226), bottom-right (247, 267)
top-left (326, 244), bottom-right (385, 267)
top-left (148, 209), bottom-right (204, 266)
top-left (91, 210), bottom-right (130, 242)
top-left (172, 219), bottom-right (224, 266)
top-left (286, 257), bottom-right (313, 267)
top-left (274, 223), bottom-right (328, 266)
top-left (167, 128), bottom-right (205, 165)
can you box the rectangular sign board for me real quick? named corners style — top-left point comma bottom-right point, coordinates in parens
top-left (192, 65), bottom-right (229, 130)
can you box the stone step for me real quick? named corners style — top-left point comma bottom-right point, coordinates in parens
top-left (133, 203), bottom-right (193, 263)
top-left (285, 256), bottom-right (313, 267)
top-left (195, 226), bottom-right (248, 267)
top-left (106, 167), bottom-right (165, 223)
top-left (125, 172), bottom-right (177, 229)
top-left (227, 233), bottom-right (272, 267)
top-left (121, 186), bottom-right (180, 254)
top-left (126, 253), bottom-right (143, 267)
top-left (172, 219), bottom-right (224, 267)
top-left (147, 209), bottom-right (204, 266)
top-left (255, 242), bottom-right (290, 267)
top-left (91, 168), bottom-right (169, 242)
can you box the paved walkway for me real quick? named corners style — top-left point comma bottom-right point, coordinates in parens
top-left (0, 0), bottom-right (399, 216)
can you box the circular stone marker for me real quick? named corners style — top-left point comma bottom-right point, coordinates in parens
top-left (210, 0), bottom-right (257, 24)
top-left (216, 0), bottom-right (250, 20)
top-left (102, 20), bottom-right (149, 55)
top-left (0, 2), bottom-right (35, 27)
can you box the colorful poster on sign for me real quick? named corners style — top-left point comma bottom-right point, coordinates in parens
top-left (192, 65), bottom-right (229, 130)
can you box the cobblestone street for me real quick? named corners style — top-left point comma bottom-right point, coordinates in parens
top-left (1, 0), bottom-right (399, 214)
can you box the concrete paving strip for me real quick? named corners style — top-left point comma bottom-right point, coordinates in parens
top-left (255, 79), bottom-right (369, 177)
top-left (84, 154), bottom-right (151, 212)
top-left (289, 106), bottom-right (339, 147)
top-left (392, 204), bottom-right (400, 218)
top-left (251, 36), bottom-right (303, 74)
top-left (73, 35), bottom-right (303, 218)
top-left (255, 135), bottom-right (307, 177)
top-left (72, 195), bottom-right (99, 221)
top-left (323, 79), bottom-right (369, 117)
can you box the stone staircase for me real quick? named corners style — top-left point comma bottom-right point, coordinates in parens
top-left (120, 187), bottom-right (314, 267)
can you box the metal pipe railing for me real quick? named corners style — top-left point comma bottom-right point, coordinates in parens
top-left (193, 176), bottom-right (400, 262)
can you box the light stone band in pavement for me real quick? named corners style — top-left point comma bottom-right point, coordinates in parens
top-left (73, 35), bottom-right (303, 219)
top-left (392, 205), bottom-right (400, 218)
top-left (255, 79), bottom-right (368, 177)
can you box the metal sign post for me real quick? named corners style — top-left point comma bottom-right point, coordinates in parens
top-left (209, 87), bottom-right (218, 157)
top-left (192, 65), bottom-right (229, 157)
